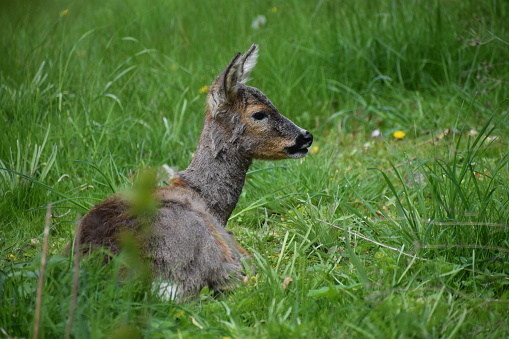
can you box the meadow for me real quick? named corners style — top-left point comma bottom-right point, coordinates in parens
top-left (1, 0), bottom-right (508, 337)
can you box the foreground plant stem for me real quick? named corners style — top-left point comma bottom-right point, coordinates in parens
top-left (33, 204), bottom-right (52, 339)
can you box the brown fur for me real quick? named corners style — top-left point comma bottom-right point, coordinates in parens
top-left (77, 45), bottom-right (313, 299)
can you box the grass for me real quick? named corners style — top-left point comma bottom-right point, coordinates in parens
top-left (1, 0), bottom-right (508, 337)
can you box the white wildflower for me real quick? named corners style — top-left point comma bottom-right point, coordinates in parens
top-left (251, 15), bottom-right (267, 29)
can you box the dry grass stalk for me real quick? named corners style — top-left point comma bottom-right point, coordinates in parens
top-left (317, 218), bottom-right (426, 261)
top-left (33, 204), bottom-right (52, 339)
top-left (65, 215), bottom-right (82, 339)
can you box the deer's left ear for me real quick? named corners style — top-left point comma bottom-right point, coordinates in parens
top-left (208, 44), bottom-right (259, 116)
top-left (239, 44), bottom-right (258, 84)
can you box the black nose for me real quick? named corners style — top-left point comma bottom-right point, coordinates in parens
top-left (296, 130), bottom-right (313, 147)
top-left (303, 131), bottom-right (313, 145)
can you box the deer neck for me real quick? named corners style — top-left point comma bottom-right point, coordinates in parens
top-left (178, 122), bottom-right (252, 226)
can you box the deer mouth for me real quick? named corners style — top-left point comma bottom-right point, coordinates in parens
top-left (285, 140), bottom-right (312, 158)
top-left (285, 131), bottom-right (313, 159)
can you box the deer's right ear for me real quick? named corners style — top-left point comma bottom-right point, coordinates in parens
top-left (207, 52), bottom-right (243, 117)
top-left (207, 45), bottom-right (259, 117)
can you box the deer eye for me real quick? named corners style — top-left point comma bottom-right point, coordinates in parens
top-left (252, 111), bottom-right (268, 121)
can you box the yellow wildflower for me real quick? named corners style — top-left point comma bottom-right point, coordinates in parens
top-left (8, 254), bottom-right (15, 260)
top-left (393, 130), bottom-right (406, 139)
top-left (310, 145), bottom-right (319, 155)
top-left (199, 85), bottom-right (210, 94)
top-left (271, 7), bottom-right (278, 13)
top-left (59, 9), bottom-right (69, 16)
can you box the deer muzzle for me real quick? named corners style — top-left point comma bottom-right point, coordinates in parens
top-left (285, 130), bottom-right (313, 158)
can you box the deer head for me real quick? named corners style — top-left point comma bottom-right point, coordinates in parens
top-left (205, 44), bottom-right (313, 160)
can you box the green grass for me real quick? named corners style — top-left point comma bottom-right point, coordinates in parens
top-left (1, 0), bottom-right (508, 337)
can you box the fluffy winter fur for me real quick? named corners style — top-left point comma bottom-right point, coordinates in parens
top-left (77, 44), bottom-right (313, 299)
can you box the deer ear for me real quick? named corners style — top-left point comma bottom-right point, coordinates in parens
top-left (207, 45), bottom-right (259, 115)
top-left (207, 52), bottom-right (241, 114)
top-left (239, 44), bottom-right (258, 84)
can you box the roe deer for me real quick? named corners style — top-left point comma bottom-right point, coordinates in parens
top-left (78, 44), bottom-right (313, 299)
